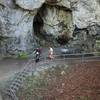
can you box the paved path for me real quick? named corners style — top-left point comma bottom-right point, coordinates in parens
top-left (0, 58), bottom-right (29, 81)
top-left (0, 56), bottom-right (100, 82)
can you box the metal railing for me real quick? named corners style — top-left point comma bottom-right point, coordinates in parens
top-left (52, 51), bottom-right (100, 64)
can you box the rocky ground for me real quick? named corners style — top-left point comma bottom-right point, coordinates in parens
top-left (55, 61), bottom-right (100, 100)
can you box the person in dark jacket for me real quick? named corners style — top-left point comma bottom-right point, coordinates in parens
top-left (34, 48), bottom-right (42, 63)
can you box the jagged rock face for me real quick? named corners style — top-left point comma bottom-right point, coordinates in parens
top-left (0, 16), bottom-right (6, 37)
top-left (73, 0), bottom-right (100, 28)
top-left (0, 0), bottom-right (100, 56)
top-left (0, 10), bottom-right (35, 55)
top-left (0, 0), bottom-right (36, 55)
top-left (45, 0), bottom-right (71, 8)
top-left (42, 5), bottom-right (73, 37)
top-left (15, 0), bottom-right (45, 10)
top-left (34, 4), bottom-right (73, 38)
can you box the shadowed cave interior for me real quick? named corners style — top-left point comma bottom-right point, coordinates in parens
top-left (33, 4), bottom-right (72, 45)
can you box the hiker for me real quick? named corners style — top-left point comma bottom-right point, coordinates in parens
top-left (34, 48), bottom-right (42, 63)
top-left (48, 47), bottom-right (54, 59)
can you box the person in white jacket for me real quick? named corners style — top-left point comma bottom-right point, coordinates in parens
top-left (48, 47), bottom-right (54, 59)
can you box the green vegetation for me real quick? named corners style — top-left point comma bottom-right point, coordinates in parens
top-left (0, 36), bottom-right (9, 41)
top-left (96, 40), bottom-right (100, 49)
top-left (17, 52), bottom-right (28, 59)
top-left (95, 40), bottom-right (100, 55)
top-left (76, 96), bottom-right (90, 100)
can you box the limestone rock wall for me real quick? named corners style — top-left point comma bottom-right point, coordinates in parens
top-left (38, 4), bottom-right (73, 37)
top-left (72, 0), bottom-right (100, 28)
top-left (0, 0), bottom-right (37, 56)
top-left (0, 0), bottom-right (100, 56)
top-left (15, 0), bottom-right (45, 10)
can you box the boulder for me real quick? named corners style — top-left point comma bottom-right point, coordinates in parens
top-left (15, 0), bottom-right (45, 10)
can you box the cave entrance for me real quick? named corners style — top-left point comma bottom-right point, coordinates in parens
top-left (33, 13), bottom-right (43, 37)
top-left (33, 4), bottom-right (73, 46)
top-left (56, 34), bottom-right (69, 45)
